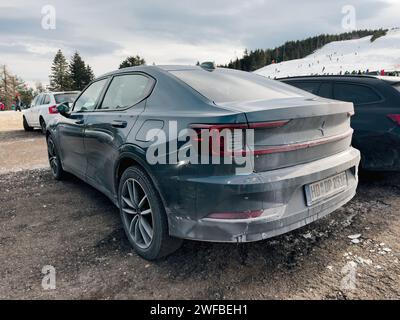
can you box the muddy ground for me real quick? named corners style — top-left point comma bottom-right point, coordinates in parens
top-left (0, 111), bottom-right (399, 299)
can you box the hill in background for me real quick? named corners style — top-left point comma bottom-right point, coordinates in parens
top-left (223, 29), bottom-right (391, 74)
top-left (255, 28), bottom-right (400, 78)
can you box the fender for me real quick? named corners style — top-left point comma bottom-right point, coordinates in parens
top-left (114, 143), bottom-right (169, 212)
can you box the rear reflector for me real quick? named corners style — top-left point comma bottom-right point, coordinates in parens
top-left (206, 210), bottom-right (263, 220)
top-left (387, 114), bottom-right (400, 126)
top-left (48, 105), bottom-right (58, 114)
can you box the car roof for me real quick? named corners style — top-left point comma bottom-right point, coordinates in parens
top-left (278, 75), bottom-right (380, 81)
top-left (375, 76), bottom-right (400, 85)
top-left (279, 74), bottom-right (400, 86)
top-left (52, 91), bottom-right (80, 94)
top-left (38, 91), bottom-right (80, 95)
top-left (98, 65), bottom-right (215, 78)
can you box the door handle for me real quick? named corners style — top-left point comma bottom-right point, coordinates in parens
top-left (111, 120), bottom-right (127, 128)
top-left (75, 119), bottom-right (84, 125)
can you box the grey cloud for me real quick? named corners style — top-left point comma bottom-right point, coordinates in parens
top-left (0, 0), bottom-right (396, 84)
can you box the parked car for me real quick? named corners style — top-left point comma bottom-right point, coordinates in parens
top-left (279, 75), bottom-right (400, 171)
top-left (23, 91), bottom-right (80, 133)
top-left (46, 65), bottom-right (360, 260)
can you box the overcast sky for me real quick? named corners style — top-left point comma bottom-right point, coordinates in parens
top-left (0, 0), bottom-right (399, 86)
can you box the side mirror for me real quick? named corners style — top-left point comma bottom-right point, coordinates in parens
top-left (57, 102), bottom-right (71, 118)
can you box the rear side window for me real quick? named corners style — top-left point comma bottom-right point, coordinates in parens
top-left (318, 83), bottom-right (333, 99)
top-left (74, 79), bottom-right (108, 112)
top-left (55, 93), bottom-right (79, 104)
top-left (35, 95), bottom-right (43, 106)
top-left (393, 83), bottom-right (400, 93)
top-left (100, 74), bottom-right (151, 110)
top-left (170, 68), bottom-right (302, 103)
top-left (31, 96), bottom-right (39, 106)
top-left (334, 83), bottom-right (381, 104)
top-left (289, 81), bottom-right (320, 94)
top-left (43, 95), bottom-right (51, 104)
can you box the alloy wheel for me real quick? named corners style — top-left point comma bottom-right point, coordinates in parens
top-left (121, 178), bottom-right (154, 249)
top-left (47, 139), bottom-right (58, 175)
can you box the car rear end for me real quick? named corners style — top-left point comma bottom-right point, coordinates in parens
top-left (385, 79), bottom-right (400, 128)
top-left (41, 92), bottom-right (80, 125)
top-left (162, 67), bottom-right (360, 242)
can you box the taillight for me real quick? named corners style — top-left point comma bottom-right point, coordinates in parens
top-left (48, 105), bottom-right (58, 114)
top-left (190, 123), bottom-right (248, 156)
top-left (189, 120), bottom-right (290, 156)
top-left (387, 114), bottom-right (400, 126)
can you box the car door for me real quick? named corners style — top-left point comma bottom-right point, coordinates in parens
top-left (333, 82), bottom-right (384, 133)
top-left (333, 82), bottom-right (385, 165)
top-left (84, 73), bottom-right (155, 196)
top-left (24, 95), bottom-right (39, 125)
top-left (57, 78), bottom-right (109, 177)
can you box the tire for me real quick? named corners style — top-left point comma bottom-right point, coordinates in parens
top-left (118, 166), bottom-right (182, 260)
top-left (47, 136), bottom-right (65, 180)
top-left (40, 118), bottom-right (47, 134)
top-left (23, 116), bottom-right (33, 131)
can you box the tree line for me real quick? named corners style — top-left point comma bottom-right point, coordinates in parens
top-left (49, 50), bottom-right (147, 92)
top-left (49, 50), bottom-right (95, 91)
top-left (0, 65), bottom-right (35, 109)
top-left (222, 29), bottom-right (388, 72)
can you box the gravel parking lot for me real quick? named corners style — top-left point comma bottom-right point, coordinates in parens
top-left (0, 111), bottom-right (399, 299)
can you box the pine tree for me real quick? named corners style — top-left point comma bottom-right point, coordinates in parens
top-left (49, 49), bottom-right (71, 91)
top-left (82, 65), bottom-right (95, 87)
top-left (69, 52), bottom-right (89, 91)
top-left (119, 55), bottom-right (146, 69)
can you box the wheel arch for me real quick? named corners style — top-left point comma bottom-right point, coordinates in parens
top-left (114, 148), bottom-right (168, 212)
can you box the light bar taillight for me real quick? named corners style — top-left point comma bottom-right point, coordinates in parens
top-left (387, 114), bottom-right (400, 126)
top-left (206, 210), bottom-right (263, 220)
top-left (189, 120), bottom-right (290, 156)
top-left (48, 105), bottom-right (58, 114)
top-left (248, 120), bottom-right (290, 129)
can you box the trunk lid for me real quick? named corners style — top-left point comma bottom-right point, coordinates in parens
top-left (219, 97), bottom-right (354, 172)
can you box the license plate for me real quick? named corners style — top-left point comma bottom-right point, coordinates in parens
top-left (305, 172), bottom-right (348, 206)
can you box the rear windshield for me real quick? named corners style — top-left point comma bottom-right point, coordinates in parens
top-left (54, 93), bottom-right (79, 104)
top-left (169, 68), bottom-right (303, 103)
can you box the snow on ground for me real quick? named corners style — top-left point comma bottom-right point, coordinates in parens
top-left (255, 28), bottom-right (400, 79)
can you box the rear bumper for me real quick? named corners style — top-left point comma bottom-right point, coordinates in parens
top-left (168, 147), bottom-right (360, 242)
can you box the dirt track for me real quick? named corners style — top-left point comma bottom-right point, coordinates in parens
top-left (0, 111), bottom-right (399, 299)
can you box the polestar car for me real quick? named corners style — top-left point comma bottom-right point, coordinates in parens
top-left (46, 65), bottom-right (360, 260)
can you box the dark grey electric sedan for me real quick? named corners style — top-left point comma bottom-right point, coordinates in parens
top-left (46, 65), bottom-right (360, 260)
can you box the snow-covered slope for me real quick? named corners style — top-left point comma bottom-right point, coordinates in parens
top-left (255, 28), bottom-right (400, 78)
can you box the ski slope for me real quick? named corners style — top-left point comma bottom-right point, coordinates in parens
top-left (255, 28), bottom-right (400, 78)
